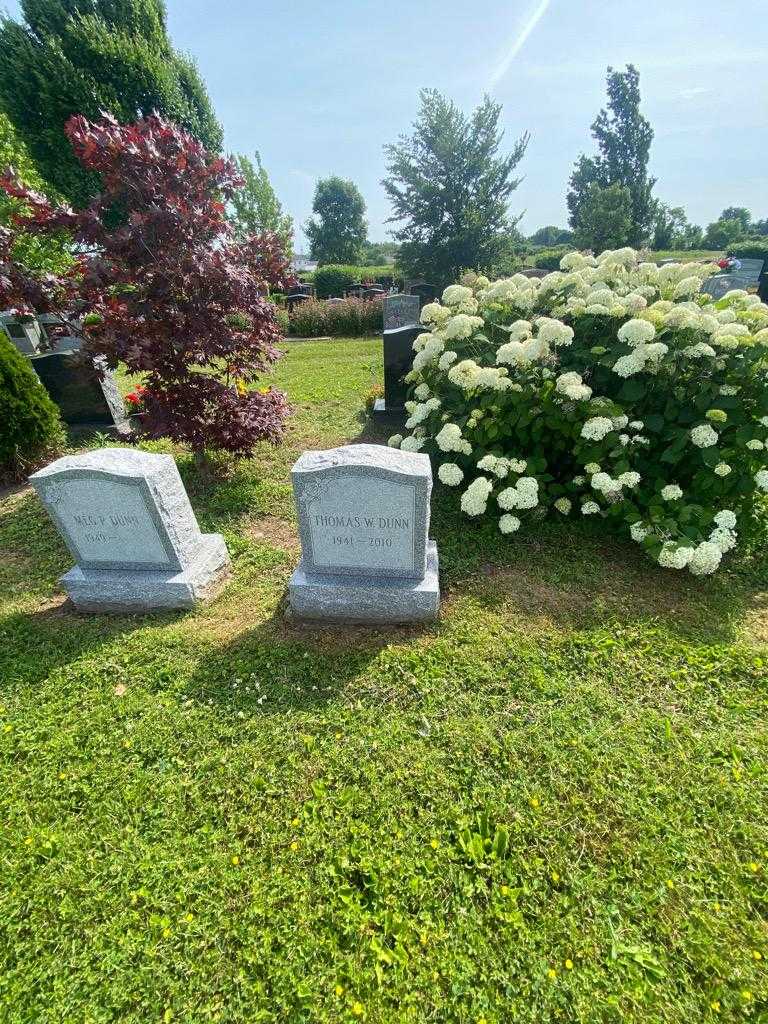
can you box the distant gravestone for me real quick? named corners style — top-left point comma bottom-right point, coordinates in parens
top-left (728, 258), bottom-right (764, 289)
top-left (30, 448), bottom-right (231, 612)
top-left (289, 443), bottom-right (439, 623)
top-left (383, 293), bottom-right (420, 332)
top-left (286, 292), bottom-right (310, 312)
top-left (1, 314), bottom-right (44, 355)
top-left (701, 275), bottom-right (738, 300)
top-left (38, 314), bottom-right (82, 354)
top-left (702, 260), bottom-right (764, 300)
top-left (30, 353), bottom-right (129, 434)
top-left (373, 324), bottom-right (422, 419)
top-left (407, 282), bottom-right (438, 307)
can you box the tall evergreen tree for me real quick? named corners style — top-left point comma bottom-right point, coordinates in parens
top-left (0, 0), bottom-right (222, 206)
top-left (229, 152), bottom-right (293, 257)
top-left (304, 176), bottom-right (367, 265)
top-left (567, 65), bottom-right (656, 249)
top-left (383, 89), bottom-right (528, 287)
top-left (0, 112), bottom-right (71, 273)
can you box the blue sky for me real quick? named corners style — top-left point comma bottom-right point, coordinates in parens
top-left (4, 0), bottom-right (768, 248)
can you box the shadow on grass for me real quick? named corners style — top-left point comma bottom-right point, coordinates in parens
top-left (0, 602), bottom-right (183, 690)
top-left (186, 591), bottom-right (437, 715)
top-left (431, 491), bottom-right (765, 645)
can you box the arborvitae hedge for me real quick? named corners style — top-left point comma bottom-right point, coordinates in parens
top-left (0, 332), bottom-right (64, 479)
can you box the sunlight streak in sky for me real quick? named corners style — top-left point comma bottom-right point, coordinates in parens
top-left (488, 0), bottom-right (551, 89)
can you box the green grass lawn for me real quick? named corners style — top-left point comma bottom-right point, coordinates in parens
top-left (649, 250), bottom-right (724, 264)
top-left (1, 338), bottom-right (767, 1023)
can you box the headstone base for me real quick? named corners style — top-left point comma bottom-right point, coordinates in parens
top-left (59, 533), bottom-right (231, 613)
top-left (289, 541), bottom-right (439, 624)
top-left (371, 397), bottom-right (404, 421)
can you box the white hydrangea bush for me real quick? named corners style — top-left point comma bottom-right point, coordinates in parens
top-left (388, 248), bottom-right (768, 576)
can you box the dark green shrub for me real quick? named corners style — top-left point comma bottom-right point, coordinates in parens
top-left (314, 265), bottom-right (355, 299)
top-left (727, 240), bottom-right (768, 261)
top-left (0, 332), bottom-right (65, 479)
top-left (313, 264), bottom-right (403, 298)
top-left (532, 245), bottom-right (572, 270)
top-left (288, 298), bottom-right (382, 337)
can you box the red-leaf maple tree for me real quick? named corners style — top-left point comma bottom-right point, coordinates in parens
top-left (0, 112), bottom-right (297, 457)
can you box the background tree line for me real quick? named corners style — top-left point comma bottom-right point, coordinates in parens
top-left (0, 3), bottom-right (764, 293)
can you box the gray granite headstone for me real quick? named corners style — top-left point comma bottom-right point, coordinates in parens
top-left (702, 260), bottom-right (764, 300)
top-left (30, 448), bottom-right (231, 612)
top-left (1, 314), bottom-right (44, 355)
top-left (383, 294), bottom-right (420, 331)
top-left (701, 274), bottom-right (743, 300)
top-left (729, 258), bottom-right (764, 288)
top-left (288, 444), bottom-right (439, 623)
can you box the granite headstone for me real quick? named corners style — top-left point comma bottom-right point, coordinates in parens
top-left (372, 324), bottom-right (421, 419)
top-left (30, 448), bottom-right (231, 612)
top-left (30, 352), bottom-right (129, 433)
top-left (1, 314), bottom-right (44, 355)
top-left (288, 444), bottom-right (439, 623)
top-left (702, 260), bottom-right (764, 300)
top-left (383, 294), bottom-right (420, 332)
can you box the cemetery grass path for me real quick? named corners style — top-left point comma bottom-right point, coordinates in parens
top-left (1, 339), bottom-right (767, 1023)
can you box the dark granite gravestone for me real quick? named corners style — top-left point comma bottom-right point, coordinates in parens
top-left (383, 294), bottom-right (420, 331)
top-left (30, 352), bottom-right (129, 434)
top-left (407, 282), bottom-right (438, 307)
top-left (286, 292), bottom-right (310, 312)
top-left (38, 314), bottom-right (81, 353)
top-left (372, 323), bottom-right (422, 420)
top-left (701, 275), bottom-right (739, 300)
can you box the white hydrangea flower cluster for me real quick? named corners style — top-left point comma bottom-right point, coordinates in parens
top-left (477, 454), bottom-right (521, 479)
top-left (555, 371), bottom-right (592, 402)
top-left (405, 397), bottom-right (440, 429)
top-left (499, 513), bottom-right (521, 534)
top-left (390, 247), bottom-right (768, 575)
top-left (448, 359), bottom-right (513, 392)
top-left (581, 417), bottom-right (615, 442)
top-left (438, 462), bottom-right (464, 486)
top-left (497, 477), bottom-right (539, 510)
top-left (460, 476), bottom-right (493, 516)
top-left (435, 423), bottom-right (472, 455)
top-left (690, 424), bottom-right (719, 448)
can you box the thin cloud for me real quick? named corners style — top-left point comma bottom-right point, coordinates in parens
top-left (289, 169), bottom-right (316, 187)
top-left (518, 49), bottom-right (768, 78)
top-left (679, 86), bottom-right (712, 99)
top-left (488, 0), bottom-right (551, 90)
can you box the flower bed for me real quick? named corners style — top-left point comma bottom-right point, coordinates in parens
top-left (288, 297), bottom-right (382, 337)
top-left (388, 248), bottom-right (768, 575)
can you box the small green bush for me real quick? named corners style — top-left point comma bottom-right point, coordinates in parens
top-left (0, 332), bottom-right (65, 479)
top-left (272, 305), bottom-right (290, 335)
top-left (727, 240), bottom-right (768, 261)
top-left (531, 246), bottom-right (572, 270)
top-left (288, 298), bottom-right (382, 337)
